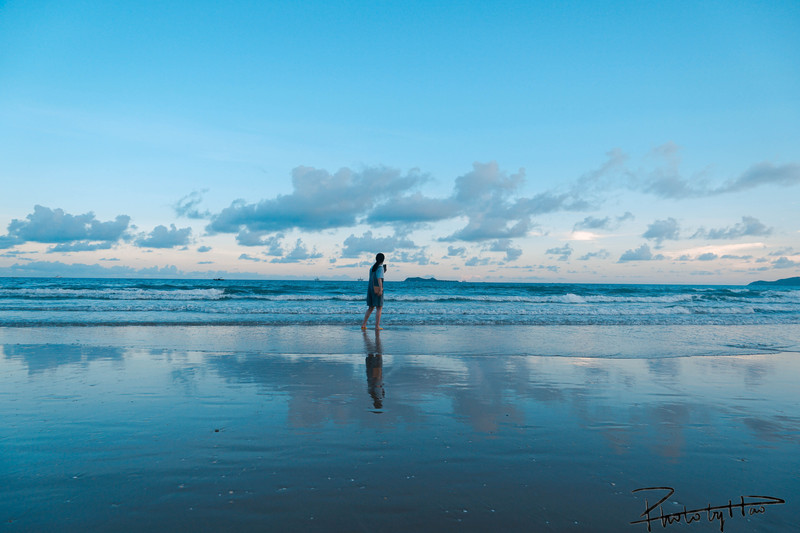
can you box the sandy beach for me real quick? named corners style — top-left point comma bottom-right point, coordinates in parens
top-left (1, 324), bottom-right (797, 532)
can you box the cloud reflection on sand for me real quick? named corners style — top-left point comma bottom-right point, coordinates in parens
top-left (1, 344), bottom-right (126, 374)
top-left (2, 333), bottom-right (799, 531)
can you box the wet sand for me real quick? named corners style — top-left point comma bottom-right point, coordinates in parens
top-left (1, 325), bottom-right (798, 532)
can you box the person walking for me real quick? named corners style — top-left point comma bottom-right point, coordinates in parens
top-left (361, 253), bottom-right (385, 330)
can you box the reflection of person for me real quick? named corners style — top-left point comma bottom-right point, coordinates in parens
top-left (361, 253), bottom-right (386, 330)
top-left (363, 330), bottom-right (384, 410)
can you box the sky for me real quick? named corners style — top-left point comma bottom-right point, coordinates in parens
top-left (1, 0), bottom-right (799, 283)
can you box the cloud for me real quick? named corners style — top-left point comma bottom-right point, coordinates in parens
top-left (0, 260), bottom-right (275, 279)
top-left (447, 246), bottom-right (466, 257)
top-left (0, 235), bottom-right (22, 250)
top-left (578, 250), bottom-right (610, 261)
top-left (773, 257), bottom-right (800, 269)
top-left (270, 239), bottom-right (323, 263)
top-left (1, 205), bottom-right (130, 250)
top-left (236, 230), bottom-right (284, 256)
top-left (573, 148), bottom-right (629, 192)
top-left (49, 241), bottom-right (115, 252)
top-left (341, 231), bottom-right (416, 258)
top-left (442, 162), bottom-right (534, 241)
top-left (618, 244), bottom-right (663, 262)
top-left (197, 246), bottom-right (212, 253)
top-left (174, 190), bottom-right (211, 219)
top-left (208, 166), bottom-right (426, 235)
top-left (546, 243), bottom-right (573, 261)
top-left (205, 161), bottom-right (601, 253)
top-left (488, 239), bottom-right (522, 262)
top-left (636, 153), bottom-right (800, 199)
top-left (573, 212), bottom-right (634, 231)
top-left (238, 253), bottom-right (262, 262)
top-left (135, 224), bottom-right (192, 248)
top-left (717, 162), bottom-right (800, 193)
top-left (692, 216), bottom-right (772, 240)
top-left (391, 249), bottom-right (433, 265)
top-left (465, 256), bottom-right (491, 267)
top-left (0, 260), bottom-right (181, 278)
top-left (672, 242), bottom-right (767, 259)
top-left (643, 218), bottom-right (680, 247)
top-left (370, 162), bottom-right (589, 243)
top-left (697, 252), bottom-right (718, 261)
top-left (366, 193), bottom-right (460, 225)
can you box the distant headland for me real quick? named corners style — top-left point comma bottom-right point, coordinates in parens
top-left (748, 276), bottom-right (800, 286)
top-left (403, 277), bottom-right (452, 283)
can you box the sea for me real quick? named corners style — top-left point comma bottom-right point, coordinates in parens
top-left (1, 277), bottom-right (798, 328)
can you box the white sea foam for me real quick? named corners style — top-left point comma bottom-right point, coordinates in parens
top-left (1, 279), bottom-right (798, 327)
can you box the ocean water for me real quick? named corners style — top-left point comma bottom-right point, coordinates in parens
top-left (0, 277), bottom-right (798, 328)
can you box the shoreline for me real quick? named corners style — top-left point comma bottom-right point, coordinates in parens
top-left (2, 323), bottom-right (798, 359)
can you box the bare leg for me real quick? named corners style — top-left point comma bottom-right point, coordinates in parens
top-left (362, 307), bottom-right (374, 328)
top-left (375, 307), bottom-right (382, 329)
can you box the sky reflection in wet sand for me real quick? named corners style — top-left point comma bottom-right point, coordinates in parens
top-left (1, 327), bottom-right (798, 532)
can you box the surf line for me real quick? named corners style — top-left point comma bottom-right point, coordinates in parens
top-left (630, 486), bottom-right (785, 532)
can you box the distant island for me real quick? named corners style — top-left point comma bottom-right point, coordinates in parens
top-left (404, 277), bottom-right (452, 282)
top-left (748, 276), bottom-right (800, 286)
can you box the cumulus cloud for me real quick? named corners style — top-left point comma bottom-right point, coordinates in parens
top-left (619, 244), bottom-right (663, 262)
top-left (697, 252), bottom-right (718, 261)
top-left (573, 212), bottom-right (634, 231)
top-left (197, 246), bottom-right (212, 253)
top-left (49, 241), bottom-right (114, 253)
top-left (0, 235), bottom-right (22, 249)
top-left (368, 162), bottom-right (588, 243)
top-left (366, 193), bottom-right (460, 225)
top-left (488, 239), bottom-right (523, 262)
top-left (447, 246), bottom-right (466, 257)
top-left (773, 257), bottom-right (800, 269)
top-left (135, 224), bottom-right (192, 248)
top-left (0, 205), bottom-right (130, 250)
top-left (270, 239), bottom-right (323, 263)
top-left (442, 162), bottom-right (533, 241)
top-left (578, 249), bottom-right (610, 261)
top-left (341, 231), bottom-right (416, 258)
top-left (692, 216), bottom-right (772, 240)
top-left (643, 218), bottom-right (680, 247)
top-left (546, 243), bottom-right (573, 261)
top-left (174, 190), bottom-right (211, 219)
top-left (208, 166), bottom-right (426, 235)
top-left (202, 160), bottom-right (611, 257)
top-left (465, 256), bottom-right (491, 267)
top-left (236, 230), bottom-right (284, 256)
top-left (238, 253), bottom-right (262, 262)
top-left (392, 249), bottom-right (433, 265)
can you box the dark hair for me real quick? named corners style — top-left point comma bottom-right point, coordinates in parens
top-left (371, 253), bottom-right (385, 273)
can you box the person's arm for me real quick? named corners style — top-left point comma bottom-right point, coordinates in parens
top-left (376, 277), bottom-right (383, 295)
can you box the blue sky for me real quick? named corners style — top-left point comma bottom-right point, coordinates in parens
top-left (1, 0), bottom-right (798, 282)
